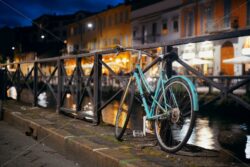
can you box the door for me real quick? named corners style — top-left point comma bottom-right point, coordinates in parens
top-left (221, 41), bottom-right (234, 75)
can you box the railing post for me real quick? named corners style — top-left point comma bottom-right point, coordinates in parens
top-left (76, 57), bottom-right (82, 112)
top-left (33, 62), bottom-right (38, 107)
top-left (165, 46), bottom-right (173, 78)
top-left (16, 63), bottom-right (21, 101)
top-left (0, 67), bottom-right (6, 120)
top-left (93, 53), bottom-right (102, 125)
top-left (56, 59), bottom-right (63, 114)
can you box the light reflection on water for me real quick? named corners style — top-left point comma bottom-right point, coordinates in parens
top-left (188, 118), bottom-right (219, 150)
top-left (7, 86), bottom-right (17, 100)
top-left (246, 136), bottom-right (250, 159)
top-left (9, 89), bottom-right (250, 159)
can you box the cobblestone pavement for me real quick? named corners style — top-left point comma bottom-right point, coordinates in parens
top-left (0, 121), bottom-right (78, 167)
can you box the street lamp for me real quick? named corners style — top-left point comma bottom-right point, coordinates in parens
top-left (11, 46), bottom-right (15, 50)
top-left (87, 23), bottom-right (93, 29)
top-left (41, 35), bottom-right (45, 39)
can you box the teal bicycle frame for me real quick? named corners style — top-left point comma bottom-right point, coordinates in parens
top-left (132, 63), bottom-right (199, 120)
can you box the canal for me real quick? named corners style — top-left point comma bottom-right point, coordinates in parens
top-left (6, 87), bottom-right (250, 160)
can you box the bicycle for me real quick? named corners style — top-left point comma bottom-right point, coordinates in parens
top-left (114, 46), bottom-right (199, 153)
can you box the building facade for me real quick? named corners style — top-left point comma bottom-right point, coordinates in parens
top-left (66, 4), bottom-right (132, 75)
top-left (132, 0), bottom-right (250, 76)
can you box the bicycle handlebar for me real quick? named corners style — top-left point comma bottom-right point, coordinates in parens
top-left (115, 45), bottom-right (156, 59)
top-left (115, 45), bottom-right (178, 62)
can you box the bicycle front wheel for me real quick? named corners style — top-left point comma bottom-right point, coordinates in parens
top-left (115, 77), bottom-right (135, 140)
top-left (154, 77), bottom-right (196, 153)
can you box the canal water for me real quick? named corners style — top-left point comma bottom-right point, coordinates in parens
top-left (7, 87), bottom-right (250, 160)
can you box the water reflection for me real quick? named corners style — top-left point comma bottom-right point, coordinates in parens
top-left (246, 136), bottom-right (250, 159)
top-left (188, 118), bottom-right (219, 150)
top-left (38, 92), bottom-right (48, 107)
top-left (7, 86), bottom-right (17, 100)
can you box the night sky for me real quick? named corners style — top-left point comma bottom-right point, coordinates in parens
top-left (0, 0), bottom-right (123, 28)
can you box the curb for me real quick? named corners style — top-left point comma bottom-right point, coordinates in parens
top-left (3, 108), bottom-right (135, 167)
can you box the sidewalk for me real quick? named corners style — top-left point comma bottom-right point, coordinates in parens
top-left (1, 100), bottom-right (245, 167)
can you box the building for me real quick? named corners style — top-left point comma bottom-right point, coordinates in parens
top-left (33, 11), bottom-right (93, 57)
top-left (66, 3), bottom-right (132, 75)
top-left (131, 0), bottom-right (250, 76)
top-left (178, 0), bottom-right (250, 76)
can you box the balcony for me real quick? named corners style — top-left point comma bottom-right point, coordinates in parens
top-left (205, 16), bottom-right (239, 34)
top-left (132, 34), bottom-right (161, 45)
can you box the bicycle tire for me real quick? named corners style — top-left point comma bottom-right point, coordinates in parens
top-left (154, 77), bottom-right (196, 153)
top-left (115, 77), bottom-right (135, 140)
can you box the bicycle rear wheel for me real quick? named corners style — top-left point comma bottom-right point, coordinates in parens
top-left (115, 77), bottom-right (135, 140)
top-left (154, 77), bottom-right (196, 153)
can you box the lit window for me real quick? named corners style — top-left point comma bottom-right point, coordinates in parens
top-left (162, 20), bottom-right (168, 35)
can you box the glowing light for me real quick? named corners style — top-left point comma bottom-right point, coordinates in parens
top-left (182, 43), bottom-right (196, 60)
top-left (72, 104), bottom-right (76, 110)
top-left (11, 46), bottom-right (15, 50)
top-left (198, 41), bottom-right (214, 59)
top-left (242, 37), bottom-right (250, 56)
top-left (66, 93), bottom-right (71, 98)
top-left (87, 23), bottom-right (93, 28)
top-left (41, 35), bottom-right (45, 39)
top-left (64, 40), bottom-right (67, 44)
top-left (115, 59), bottom-right (121, 64)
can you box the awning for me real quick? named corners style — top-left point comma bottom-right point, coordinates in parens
top-left (173, 58), bottom-right (212, 67)
top-left (187, 58), bottom-right (212, 65)
top-left (198, 50), bottom-right (213, 59)
top-left (223, 56), bottom-right (250, 64)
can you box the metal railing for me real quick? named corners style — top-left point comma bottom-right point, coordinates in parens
top-left (0, 46), bottom-right (250, 125)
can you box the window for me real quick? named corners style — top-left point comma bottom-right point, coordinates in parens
top-left (70, 27), bottom-right (74, 36)
top-left (82, 24), bottom-right (85, 34)
top-left (224, 0), bottom-right (231, 28)
top-left (103, 16), bottom-right (106, 28)
top-left (125, 10), bottom-right (129, 22)
top-left (73, 27), bottom-right (78, 35)
top-left (185, 11), bottom-right (194, 37)
top-left (172, 16), bottom-right (179, 32)
top-left (247, 1), bottom-right (250, 25)
top-left (162, 20), bottom-right (168, 30)
top-left (204, 6), bottom-right (213, 32)
top-left (115, 13), bottom-right (119, 24)
top-left (125, 35), bottom-right (129, 47)
top-left (142, 25), bottom-right (146, 44)
top-left (109, 16), bottom-right (112, 26)
top-left (133, 30), bottom-right (137, 38)
top-left (120, 12), bottom-right (123, 23)
top-left (152, 23), bottom-right (157, 36)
